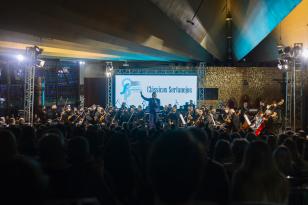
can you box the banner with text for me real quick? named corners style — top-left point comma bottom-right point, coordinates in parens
top-left (115, 75), bottom-right (197, 107)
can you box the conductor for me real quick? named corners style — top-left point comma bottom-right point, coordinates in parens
top-left (140, 91), bottom-right (160, 129)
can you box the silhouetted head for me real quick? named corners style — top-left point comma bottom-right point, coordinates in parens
top-left (241, 141), bottom-right (273, 172)
top-left (0, 130), bottom-right (17, 161)
top-left (18, 126), bottom-right (37, 157)
top-left (231, 138), bottom-right (249, 164)
top-left (67, 136), bottom-right (90, 164)
top-left (148, 129), bottom-right (205, 204)
top-left (38, 133), bottom-right (66, 166)
top-left (188, 127), bottom-right (209, 153)
top-left (152, 92), bottom-right (157, 98)
top-left (283, 138), bottom-right (299, 161)
top-left (273, 145), bottom-right (293, 176)
top-left (214, 139), bottom-right (232, 164)
top-left (0, 156), bottom-right (47, 205)
top-left (278, 133), bottom-right (289, 145)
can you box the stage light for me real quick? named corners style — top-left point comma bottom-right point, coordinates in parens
top-left (106, 71), bottom-right (112, 78)
top-left (16, 54), bottom-right (25, 62)
top-left (302, 48), bottom-right (308, 59)
top-left (79, 61), bottom-right (85, 65)
top-left (225, 11), bottom-right (232, 21)
top-left (283, 64), bottom-right (288, 70)
top-left (34, 45), bottom-right (43, 55)
top-left (106, 62), bottom-right (113, 70)
top-left (37, 59), bottom-right (45, 68)
top-left (277, 64), bottom-right (282, 70)
top-left (123, 61), bottom-right (129, 67)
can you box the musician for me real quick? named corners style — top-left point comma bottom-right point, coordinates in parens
top-left (209, 107), bottom-right (220, 128)
top-left (194, 108), bottom-right (205, 127)
top-left (231, 109), bottom-right (241, 132)
top-left (168, 105), bottom-right (180, 127)
top-left (184, 100), bottom-right (195, 111)
top-left (259, 100), bottom-right (266, 112)
top-left (119, 107), bottom-right (130, 125)
top-left (140, 91), bottom-right (160, 129)
top-left (186, 105), bottom-right (195, 126)
top-left (94, 106), bottom-right (105, 124)
top-left (62, 105), bottom-right (74, 123)
top-left (272, 101), bottom-right (283, 134)
top-left (39, 106), bottom-right (48, 123)
top-left (189, 100), bottom-right (196, 109)
top-left (135, 105), bottom-right (145, 121)
top-left (120, 102), bottom-right (127, 110)
top-left (240, 101), bottom-right (249, 125)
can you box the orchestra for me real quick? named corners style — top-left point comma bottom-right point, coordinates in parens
top-left (0, 97), bottom-right (285, 136)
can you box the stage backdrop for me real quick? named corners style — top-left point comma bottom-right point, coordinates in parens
top-left (115, 75), bottom-right (197, 107)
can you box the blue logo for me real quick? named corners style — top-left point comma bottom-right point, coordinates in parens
top-left (120, 78), bottom-right (141, 101)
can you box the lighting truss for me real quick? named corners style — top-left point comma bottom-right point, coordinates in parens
top-left (23, 47), bottom-right (37, 125)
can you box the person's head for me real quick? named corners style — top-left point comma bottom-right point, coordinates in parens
top-left (67, 136), bottom-right (90, 164)
top-left (283, 138), bottom-right (299, 161)
top-left (231, 138), bottom-right (249, 164)
top-left (9, 117), bottom-right (15, 125)
top-left (18, 126), bottom-right (37, 157)
top-left (230, 132), bottom-right (241, 141)
top-left (188, 127), bottom-right (209, 153)
top-left (213, 139), bottom-right (232, 164)
top-left (0, 130), bottom-right (17, 161)
top-left (0, 156), bottom-right (47, 205)
top-left (172, 105), bottom-right (177, 112)
top-left (148, 129), bottom-right (205, 204)
top-left (38, 133), bottom-right (66, 166)
top-left (278, 133), bottom-right (289, 145)
top-left (273, 145), bottom-right (293, 176)
top-left (243, 102), bottom-right (248, 108)
top-left (267, 135), bottom-right (277, 152)
top-left (241, 141), bottom-right (273, 172)
top-left (51, 104), bottom-right (57, 110)
top-left (152, 92), bottom-right (157, 98)
top-left (137, 105), bottom-right (142, 111)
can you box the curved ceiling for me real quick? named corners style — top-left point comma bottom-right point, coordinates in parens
top-left (0, 0), bottom-right (305, 63)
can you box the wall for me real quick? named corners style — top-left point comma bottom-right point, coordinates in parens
top-left (204, 67), bottom-right (284, 107)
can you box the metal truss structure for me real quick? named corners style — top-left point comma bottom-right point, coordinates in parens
top-left (24, 47), bottom-right (37, 125)
top-left (197, 62), bottom-right (206, 106)
top-left (109, 64), bottom-right (206, 106)
top-left (280, 43), bottom-right (305, 130)
top-left (107, 76), bottom-right (113, 107)
top-left (106, 62), bottom-right (114, 107)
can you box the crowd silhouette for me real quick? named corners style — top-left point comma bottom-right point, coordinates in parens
top-left (0, 122), bottom-right (308, 205)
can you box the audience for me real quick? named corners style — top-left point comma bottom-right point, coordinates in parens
top-left (148, 130), bottom-right (205, 205)
top-left (0, 121), bottom-right (307, 205)
top-left (231, 141), bottom-right (289, 204)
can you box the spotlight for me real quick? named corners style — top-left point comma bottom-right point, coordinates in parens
top-left (106, 71), bottom-right (112, 78)
top-left (36, 59), bottom-right (45, 68)
top-left (225, 11), bottom-right (232, 21)
top-left (79, 61), bottom-right (85, 65)
top-left (106, 62), bottom-right (113, 70)
top-left (302, 48), bottom-right (308, 59)
top-left (16, 54), bottom-right (25, 62)
top-left (123, 61), bottom-right (129, 67)
top-left (277, 64), bottom-right (283, 70)
top-left (283, 64), bottom-right (288, 70)
top-left (34, 46), bottom-right (43, 55)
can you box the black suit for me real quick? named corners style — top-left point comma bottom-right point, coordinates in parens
top-left (141, 94), bottom-right (160, 128)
